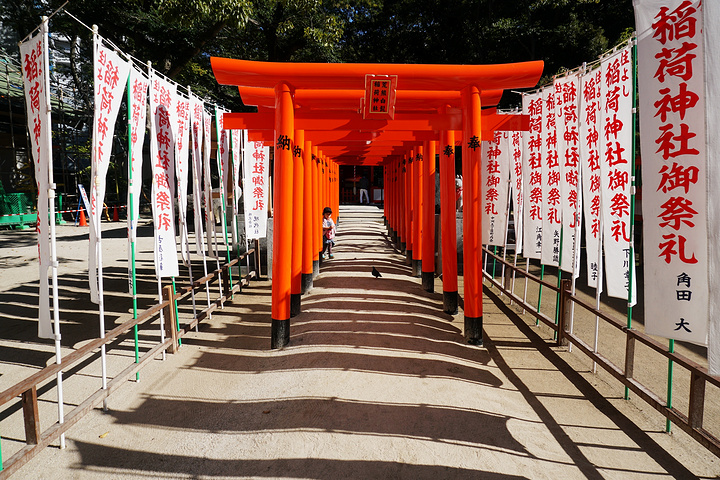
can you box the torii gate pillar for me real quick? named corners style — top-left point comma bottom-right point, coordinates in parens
top-left (462, 86), bottom-right (483, 345)
top-left (271, 82), bottom-right (294, 348)
top-left (440, 125), bottom-right (459, 314)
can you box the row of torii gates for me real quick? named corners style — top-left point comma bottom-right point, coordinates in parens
top-left (211, 58), bottom-right (545, 349)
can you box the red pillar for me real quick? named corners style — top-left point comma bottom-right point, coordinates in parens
top-left (412, 146), bottom-right (423, 277)
top-left (271, 82), bottom-right (294, 348)
top-left (461, 86), bottom-right (483, 345)
top-left (403, 152), bottom-right (412, 262)
top-left (440, 126), bottom-right (459, 314)
top-left (422, 140), bottom-right (436, 292)
top-left (395, 161), bottom-right (402, 248)
top-left (302, 139), bottom-right (314, 292)
top-left (290, 129), bottom-right (304, 317)
top-left (312, 146), bottom-right (321, 276)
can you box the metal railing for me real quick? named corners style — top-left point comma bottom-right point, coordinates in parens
top-left (481, 246), bottom-right (720, 459)
top-left (0, 250), bottom-right (258, 479)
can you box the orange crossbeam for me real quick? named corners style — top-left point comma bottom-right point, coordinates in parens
top-left (238, 86), bottom-right (504, 111)
top-left (212, 58), bottom-right (544, 92)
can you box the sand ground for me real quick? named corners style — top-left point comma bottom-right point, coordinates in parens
top-left (1, 205), bottom-right (719, 479)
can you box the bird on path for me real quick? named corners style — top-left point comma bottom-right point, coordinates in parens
top-left (372, 266), bottom-right (382, 278)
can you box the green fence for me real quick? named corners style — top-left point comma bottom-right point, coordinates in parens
top-left (0, 193), bottom-right (37, 228)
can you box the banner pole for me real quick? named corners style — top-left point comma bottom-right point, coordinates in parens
top-left (91, 27), bottom-right (109, 413)
top-left (171, 277), bottom-right (181, 346)
top-left (176, 100), bottom-right (196, 335)
top-left (593, 212), bottom-right (604, 374)
top-left (666, 339), bottom-right (675, 433)
top-left (537, 264), bottom-right (544, 325)
top-left (178, 207), bottom-right (197, 331)
top-left (204, 111), bottom-right (223, 308)
top-left (43, 16), bottom-right (65, 448)
top-left (128, 65), bottom-right (139, 382)
top-left (554, 229), bottom-right (563, 340)
top-left (157, 276), bottom-right (166, 360)
top-left (500, 176), bottom-right (512, 296)
top-left (214, 108), bottom-right (234, 295)
top-left (523, 258), bottom-right (529, 314)
top-left (625, 37), bottom-right (638, 401)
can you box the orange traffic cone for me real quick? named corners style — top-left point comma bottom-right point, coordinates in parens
top-left (113, 206), bottom-right (119, 222)
top-left (78, 208), bottom-right (87, 227)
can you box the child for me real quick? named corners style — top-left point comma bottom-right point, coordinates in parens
top-left (322, 206), bottom-right (336, 259)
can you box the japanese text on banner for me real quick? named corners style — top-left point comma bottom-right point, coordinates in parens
top-left (541, 86), bottom-right (561, 266)
top-left (481, 132), bottom-right (510, 246)
top-left (242, 131), bottom-right (269, 239)
top-left (510, 131), bottom-right (524, 255)
top-left (88, 41), bottom-right (130, 304)
top-left (580, 67), bottom-right (603, 289)
top-left (150, 74), bottom-right (179, 278)
top-left (522, 91), bottom-right (543, 259)
top-left (20, 32), bottom-right (52, 338)
top-left (556, 74), bottom-right (582, 276)
top-left (635, 0), bottom-right (707, 344)
top-left (600, 45), bottom-right (637, 304)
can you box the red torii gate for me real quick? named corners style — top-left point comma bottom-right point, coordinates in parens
top-left (212, 58), bottom-right (544, 348)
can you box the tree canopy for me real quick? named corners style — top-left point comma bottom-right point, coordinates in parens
top-left (1, 0), bottom-right (634, 108)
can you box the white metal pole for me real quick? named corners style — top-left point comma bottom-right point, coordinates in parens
top-left (43, 16), bottom-right (65, 448)
top-left (523, 258), bottom-right (529, 314)
top-left (157, 276), bottom-right (166, 361)
top-left (500, 175), bottom-right (512, 295)
top-left (593, 212), bottom-right (604, 373)
top-left (91, 27), bottom-right (109, 413)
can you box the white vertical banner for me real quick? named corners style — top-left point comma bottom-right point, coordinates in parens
top-left (510, 130), bottom-right (524, 255)
top-left (217, 109), bottom-right (230, 200)
top-left (600, 45), bottom-right (637, 304)
top-left (703, 2), bottom-right (720, 376)
top-left (635, 0), bottom-right (707, 344)
top-left (231, 129), bottom-right (242, 214)
top-left (242, 132), bottom-right (270, 239)
top-left (216, 108), bottom-right (230, 245)
top-left (176, 95), bottom-right (191, 266)
top-left (481, 132), bottom-right (510, 246)
top-left (88, 40), bottom-right (130, 304)
top-left (202, 109), bottom-right (215, 256)
top-left (705, 0), bottom-right (720, 373)
top-left (127, 67), bottom-right (148, 243)
top-left (149, 73), bottom-right (179, 278)
top-left (190, 95), bottom-right (206, 255)
top-left (522, 91), bottom-right (543, 259)
top-left (20, 32), bottom-right (53, 338)
top-left (541, 85), bottom-right (561, 266)
top-left (556, 74), bottom-right (582, 276)
top-left (580, 67), bottom-right (603, 289)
